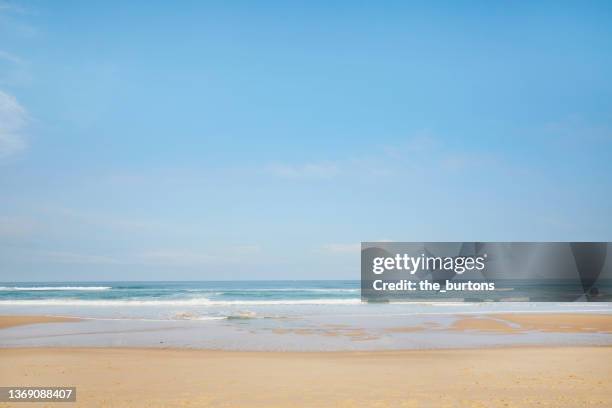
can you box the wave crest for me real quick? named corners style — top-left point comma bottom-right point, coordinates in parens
top-left (0, 298), bottom-right (361, 306)
top-left (0, 286), bottom-right (112, 291)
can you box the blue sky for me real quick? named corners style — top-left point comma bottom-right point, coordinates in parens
top-left (1, 1), bottom-right (611, 281)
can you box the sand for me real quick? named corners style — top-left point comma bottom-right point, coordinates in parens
top-left (451, 313), bottom-right (612, 333)
top-left (1, 314), bottom-right (611, 407)
top-left (0, 315), bottom-right (79, 330)
top-left (0, 347), bottom-right (610, 407)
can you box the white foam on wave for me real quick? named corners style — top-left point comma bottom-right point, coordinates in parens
top-left (59, 315), bottom-right (228, 322)
top-left (225, 288), bottom-right (359, 292)
top-left (0, 298), bottom-right (361, 306)
top-left (184, 288), bottom-right (359, 293)
top-left (0, 286), bottom-right (112, 291)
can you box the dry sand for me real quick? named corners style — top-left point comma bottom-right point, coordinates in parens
top-left (0, 347), bottom-right (610, 408)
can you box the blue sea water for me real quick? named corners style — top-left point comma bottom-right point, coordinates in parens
top-left (0, 280), bottom-right (359, 302)
top-left (0, 280), bottom-right (360, 311)
top-left (1, 281), bottom-right (611, 350)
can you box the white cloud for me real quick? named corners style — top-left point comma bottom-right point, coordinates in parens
top-left (266, 162), bottom-right (339, 179)
top-left (24, 248), bottom-right (215, 267)
top-left (35, 250), bottom-right (122, 265)
top-left (264, 132), bottom-right (473, 182)
top-left (0, 50), bottom-right (22, 64)
top-left (544, 116), bottom-right (612, 144)
top-left (0, 90), bottom-right (28, 158)
top-left (321, 243), bottom-right (361, 254)
top-left (135, 250), bottom-right (215, 266)
top-left (383, 132), bottom-right (440, 157)
top-left (0, 216), bottom-right (36, 237)
top-left (0, 1), bottom-right (21, 12)
top-left (46, 207), bottom-right (177, 233)
top-left (230, 244), bottom-right (261, 255)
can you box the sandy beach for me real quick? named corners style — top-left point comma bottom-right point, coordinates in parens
top-left (1, 314), bottom-right (612, 407)
top-left (0, 346), bottom-right (610, 408)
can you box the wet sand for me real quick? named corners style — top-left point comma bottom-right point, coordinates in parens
top-left (0, 315), bottom-right (79, 330)
top-left (451, 313), bottom-right (612, 333)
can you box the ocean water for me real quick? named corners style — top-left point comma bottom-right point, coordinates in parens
top-left (1, 281), bottom-right (611, 350)
top-left (0, 281), bottom-right (360, 315)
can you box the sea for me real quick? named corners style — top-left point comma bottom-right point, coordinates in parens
top-left (1, 281), bottom-right (611, 350)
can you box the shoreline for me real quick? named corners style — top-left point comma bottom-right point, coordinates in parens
top-left (2, 313), bottom-right (611, 352)
top-left (2, 312), bottom-right (611, 332)
top-left (2, 343), bottom-right (612, 353)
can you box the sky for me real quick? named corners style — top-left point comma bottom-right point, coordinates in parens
top-left (1, 1), bottom-right (611, 281)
